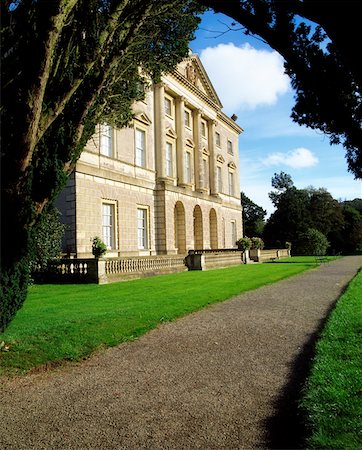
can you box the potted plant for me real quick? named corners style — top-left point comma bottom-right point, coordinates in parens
top-left (92, 236), bottom-right (107, 258)
top-left (236, 237), bottom-right (251, 252)
top-left (251, 237), bottom-right (264, 250)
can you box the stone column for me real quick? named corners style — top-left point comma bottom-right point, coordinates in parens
top-left (154, 83), bottom-right (166, 180)
top-left (192, 109), bottom-right (202, 190)
top-left (175, 96), bottom-right (186, 185)
top-left (208, 119), bottom-right (217, 195)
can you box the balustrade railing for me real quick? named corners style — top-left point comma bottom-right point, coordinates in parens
top-left (105, 256), bottom-right (186, 275)
top-left (32, 248), bottom-right (290, 284)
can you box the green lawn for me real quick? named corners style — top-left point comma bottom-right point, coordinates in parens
top-left (301, 268), bottom-right (362, 449)
top-left (0, 259), bottom-right (318, 377)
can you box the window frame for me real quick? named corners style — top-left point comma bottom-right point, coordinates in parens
top-left (102, 201), bottom-right (117, 250)
top-left (100, 124), bottom-right (113, 157)
top-left (203, 157), bottom-right (208, 189)
top-left (137, 207), bottom-right (149, 250)
top-left (164, 96), bottom-right (173, 118)
top-left (135, 127), bottom-right (146, 168)
top-left (231, 220), bottom-right (237, 247)
top-left (217, 165), bottom-right (222, 193)
top-left (201, 120), bottom-right (207, 138)
top-left (227, 139), bottom-right (233, 155)
top-left (185, 151), bottom-right (192, 184)
top-left (215, 131), bottom-right (221, 147)
top-left (184, 108), bottom-right (192, 128)
top-left (228, 170), bottom-right (234, 196)
top-left (166, 141), bottom-right (173, 177)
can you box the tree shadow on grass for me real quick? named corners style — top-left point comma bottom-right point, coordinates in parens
top-left (263, 303), bottom-right (337, 449)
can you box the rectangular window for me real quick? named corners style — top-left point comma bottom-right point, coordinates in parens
top-left (135, 128), bottom-right (146, 167)
top-left (231, 221), bottom-right (237, 247)
top-left (215, 132), bottom-right (221, 147)
top-left (217, 166), bottom-right (222, 193)
top-left (166, 142), bottom-right (173, 177)
top-left (100, 124), bottom-right (112, 157)
top-left (137, 208), bottom-right (148, 249)
top-left (164, 97), bottom-right (172, 116)
top-left (184, 110), bottom-right (191, 128)
top-left (228, 171), bottom-right (234, 196)
top-left (102, 203), bottom-right (115, 249)
top-left (227, 139), bottom-right (233, 155)
top-left (201, 121), bottom-right (207, 137)
top-left (185, 151), bottom-right (192, 183)
top-left (203, 158), bottom-right (208, 188)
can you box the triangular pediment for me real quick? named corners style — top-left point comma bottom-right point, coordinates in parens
top-left (134, 112), bottom-right (152, 126)
top-left (228, 161), bottom-right (237, 170)
top-left (186, 138), bottom-right (195, 148)
top-left (176, 54), bottom-right (223, 108)
top-left (216, 154), bottom-right (225, 164)
top-left (166, 127), bottom-right (177, 139)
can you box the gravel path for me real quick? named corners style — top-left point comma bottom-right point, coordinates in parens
top-left (1, 256), bottom-right (361, 450)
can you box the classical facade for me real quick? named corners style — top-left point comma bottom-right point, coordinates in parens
top-left (57, 53), bottom-right (243, 258)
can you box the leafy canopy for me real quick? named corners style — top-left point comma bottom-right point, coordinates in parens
top-left (0, 0), bottom-right (204, 332)
top-left (199, 0), bottom-right (362, 177)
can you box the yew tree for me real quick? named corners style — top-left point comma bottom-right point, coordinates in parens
top-left (0, 0), bottom-right (204, 332)
top-left (200, 0), bottom-right (362, 178)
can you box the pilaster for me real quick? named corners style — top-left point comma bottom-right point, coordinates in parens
top-left (192, 108), bottom-right (202, 191)
top-left (175, 96), bottom-right (186, 186)
top-left (154, 83), bottom-right (166, 180)
top-left (208, 119), bottom-right (217, 195)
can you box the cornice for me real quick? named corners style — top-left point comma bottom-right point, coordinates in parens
top-left (217, 111), bottom-right (244, 134)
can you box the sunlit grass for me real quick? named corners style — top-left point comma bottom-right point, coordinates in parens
top-left (0, 260), bottom-right (316, 377)
top-left (301, 269), bottom-right (362, 449)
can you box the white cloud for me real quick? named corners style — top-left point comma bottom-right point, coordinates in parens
top-left (200, 43), bottom-right (290, 112)
top-left (262, 147), bottom-right (319, 169)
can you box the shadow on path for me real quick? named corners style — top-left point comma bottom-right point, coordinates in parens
top-left (264, 302), bottom-right (337, 449)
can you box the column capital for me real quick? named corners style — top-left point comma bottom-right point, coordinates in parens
top-left (176, 95), bottom-right (186, 103)
top-left (155, 81), bottom-right (166, 89)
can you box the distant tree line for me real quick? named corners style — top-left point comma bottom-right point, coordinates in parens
top-left (241, 172), bottom-right (362, 255)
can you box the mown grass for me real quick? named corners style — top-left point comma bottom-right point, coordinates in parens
top-left (301, 268), bottom-right (362, 449)
top-left (0, 259), bottom-right (318, 377)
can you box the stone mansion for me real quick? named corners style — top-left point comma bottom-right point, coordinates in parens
top-left (57, 53), bottom-right (243, 258)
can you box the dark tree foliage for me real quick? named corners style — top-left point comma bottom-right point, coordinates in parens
top-left (332, 202), bottom-right (362, 254)
top-left (269, 171), bottom-right (294, 206)
top-left (0, 0), bottom-right (204, 332)
top-left (263, 173), bottom-right (361, 254)
top-left (29, 206), bottom-right (67, 273)
top-left (307, 187), bottom-right (344, 237)
top-left (240, 192), bottom-right (266, 237)
top-left (263, 186), bottom-right (311, 248)
top-left (199, 0), bottom-right (362, 178)
top-left (294, 228), bottom-right (329, 256)
top-left (342, 199), bottom-right (362, 215)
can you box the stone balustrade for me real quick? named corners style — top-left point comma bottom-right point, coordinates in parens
top-left (249, 248), bottom-right (290, 262)
top-left (101, 255), bottom-right (187, 282)
top-left (32, 248), bottom-right (290, 284)
top-left (33, 258), bottom-right (98, 284)
top-left (33, 255), bottom-right (187, 284)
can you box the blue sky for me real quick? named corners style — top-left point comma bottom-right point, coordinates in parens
top-left (190, 11), bottom-right (361, 216)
